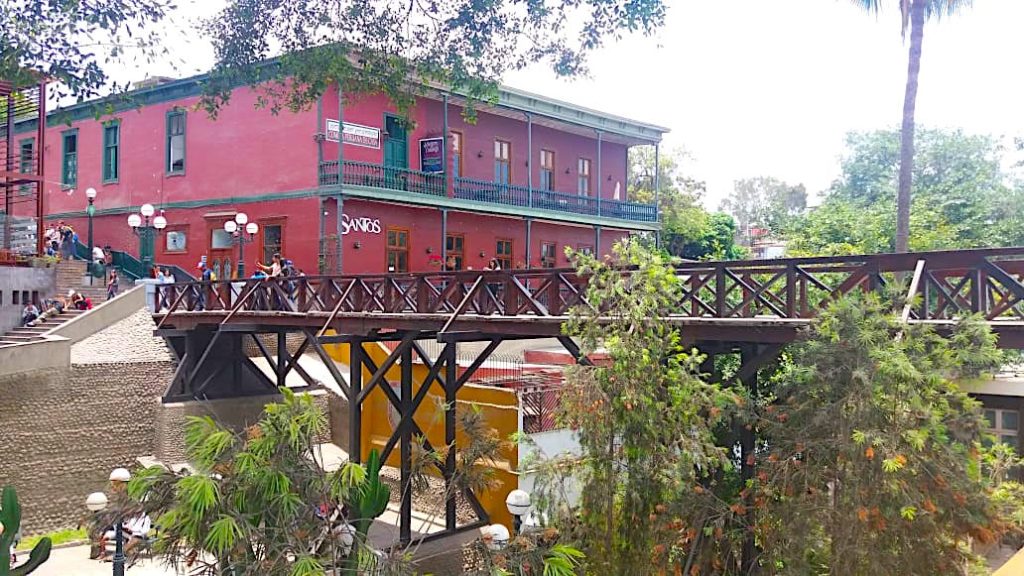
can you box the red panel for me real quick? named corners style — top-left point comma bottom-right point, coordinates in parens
top-left (41, 86), bottom-right (318, 215)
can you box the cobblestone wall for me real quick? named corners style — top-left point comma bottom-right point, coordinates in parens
top-left (0, 308), bottom-right (344, 536)
top-left (154, 390), bottom-right (334, 465)
top-left (0, 360), bottom-right (172, 534)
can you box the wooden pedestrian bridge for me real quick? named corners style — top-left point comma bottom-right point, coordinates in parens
top-left (154, 246), bottom-right (1024, 347)
top-left (150, 246), bottom-right (1024, 544)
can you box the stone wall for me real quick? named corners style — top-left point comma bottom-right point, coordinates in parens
top-left (0, 360), bottom-right (172, 534)
top-left (154, 390), bottom-right (334, 465)
top-left (0, 307), bottom-right (346, 536)
top-left (0, 265), bottom-right (55, 333)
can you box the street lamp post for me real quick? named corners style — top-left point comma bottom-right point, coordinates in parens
top-left (505, 489), bottom-right (532, 536)
top-left (127, 204), bottom-right (167, 274)
top-left (85, 468), bottom-right (133, 576)
top-left (85, 187), bottom-right (97, 282)
top-left (224, 212), bottom-right (258, 278)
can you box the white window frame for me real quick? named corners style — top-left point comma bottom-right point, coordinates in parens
top-left (984, 408), bottom-right (1019, 447)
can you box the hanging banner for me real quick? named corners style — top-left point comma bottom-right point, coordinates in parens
top-left (325, 119), bottom-right (381, 149)
top-left (419, 137), bottom-right (445, 174)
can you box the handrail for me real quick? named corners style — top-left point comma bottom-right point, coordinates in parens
top-left (453, 177), bottom-right (532, 209)
top-left (71, 240), bottom-right (195, 281)
top-left (319, 160), bottom-right (446, 196)
top-left (317, 160), bottom-right (658, 223)
top-left (153, 247), bottom-right (1024, 328)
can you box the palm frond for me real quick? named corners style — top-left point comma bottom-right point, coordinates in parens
top-left (928, 0), bottom-right (973, 19)
top-left (849, 0), bottom-right (882, 12)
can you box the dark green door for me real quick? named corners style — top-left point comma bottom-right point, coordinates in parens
top-left (383, 115), bottom-right (408, 190)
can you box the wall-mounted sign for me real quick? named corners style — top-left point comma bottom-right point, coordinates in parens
top-left (419, 137), bottom-right (444, 174)
top-left (340, 214), bottom-right (382, 235)
top-left (325, 120), bottom-right (381, 149)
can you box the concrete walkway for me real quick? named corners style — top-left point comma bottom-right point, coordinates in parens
top-left (30, 545), bottom-right (178, 576)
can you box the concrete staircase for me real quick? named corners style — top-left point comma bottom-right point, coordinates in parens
top-left (0, 308), bottom-right (86, 345)
top-left (55, 259), bottom-right (109, 302)
top-left (0, 260), bottom-right (109, 346)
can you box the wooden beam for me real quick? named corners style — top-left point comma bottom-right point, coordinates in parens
top-left (356, 332), bottom-right (418, 405)
top-left (304, 329), bottom-right (352, 399)
top-left (455, 338), bottom-right (503, 389)
top-left (556, 335), bottom-right (594, 367)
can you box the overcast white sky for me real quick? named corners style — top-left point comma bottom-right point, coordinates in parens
top-left (129, 0), bottom-right (1024, 208)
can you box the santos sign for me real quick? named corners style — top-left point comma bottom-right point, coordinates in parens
top-left (340, 214), bottom-right (381, 235)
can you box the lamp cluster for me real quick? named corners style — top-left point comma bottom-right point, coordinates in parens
top-left (126, 203), bottom-right (167, 231)
top-left (224, 212), bottom-right (258, 237)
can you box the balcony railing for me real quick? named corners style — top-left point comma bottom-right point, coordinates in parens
top-left (318, 160), bottom-right (657, 223)
top-left (452, 177), bottom-right (531, 208)
top-left (319, 160), bottom-right (446, 196)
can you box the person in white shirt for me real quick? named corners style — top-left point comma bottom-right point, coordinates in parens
top-left (123, 512), bottom-right (152, 553)
top-left (97, 512), bottom-right (151, 560)
top-left (92, 245), bottom-right (105, 262)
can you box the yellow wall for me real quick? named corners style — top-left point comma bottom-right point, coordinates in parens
top-left (323, 340), bottom-right (520, 528)
top-left (993, 546), bottom-right (1024, 576)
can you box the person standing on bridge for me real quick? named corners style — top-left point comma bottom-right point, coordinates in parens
top-left (197, 261), bottom-right (214, 311)
top-left (484, 258), bottom-right (502, 312)
top-left (255, 254), bottom-right (285, 309)
top-left (256, 253), bottom-right (284, 278)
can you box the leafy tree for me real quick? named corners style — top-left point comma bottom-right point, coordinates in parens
top-left (0, 0), bottom-right (172, 101)
top-left (531, 240), bottom-right (740, 574)
top-left (786, 128), bottom-right (1019, 255)
top-left (627, 148), bottom-right (745, 260)
top-left (200, 0), bottom-right (667, 116)
top-left (831, 129), bottom-right (1009, 234)
top-left (674, 212), bottom-right (748, 261)
top-left (719, 177), bottom-right (807, 240)
top-left (754, 293), bottom-right (1007, 574)
top-left (848, 0), bottom-right (972, 253)
top-left (784, 196), bottom-right (960, 256)
top-left (629, 146), bottom-right (708, 246)
top-left (121, 388), bottom-right (573, 575)
top-left (465, 530), bottom-right (584, 576)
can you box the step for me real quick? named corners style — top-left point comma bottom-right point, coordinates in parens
top-left (0, 335), bottom-right (43, 342)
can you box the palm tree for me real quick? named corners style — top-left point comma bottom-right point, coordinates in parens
top-left (851, 0), bottom-right (971, 253)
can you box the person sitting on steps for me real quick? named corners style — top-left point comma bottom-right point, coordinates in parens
top-left (28, 297), bottom-right (66, 327)
top-left (96, 512), bottom-right (151, 562)
top-left (69, 290), bottom-right (92, 311)
top-left (21, 302), bottom-right (39, 326)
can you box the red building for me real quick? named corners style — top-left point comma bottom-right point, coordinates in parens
top-left (17, 73), bottom-right (666, 277)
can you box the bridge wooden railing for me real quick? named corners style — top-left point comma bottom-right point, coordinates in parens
top-left (153, 247), bottom-right (1024, 330)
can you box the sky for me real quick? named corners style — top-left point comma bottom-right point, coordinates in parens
top-left (123, 0), bottom-right (1024, 208)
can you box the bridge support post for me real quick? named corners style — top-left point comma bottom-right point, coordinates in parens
top-left (739, 344), bottom-right (759, 574)
top-left (348, 338), bottom-right (364, 464)
top-left (444, 340), bottom-right (458, 531)
top-left (341, 331), bottom-right (504, 543)
top-left (399, 341), bottom-right (414, 544)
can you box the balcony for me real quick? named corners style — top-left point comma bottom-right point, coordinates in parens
top-left (319, 160), bottom-right (445, 196)
top-left (319, 160), bottom-right (657, 224)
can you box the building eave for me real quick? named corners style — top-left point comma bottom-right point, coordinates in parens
top-left (19, 61), bottom-right (669, 146)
